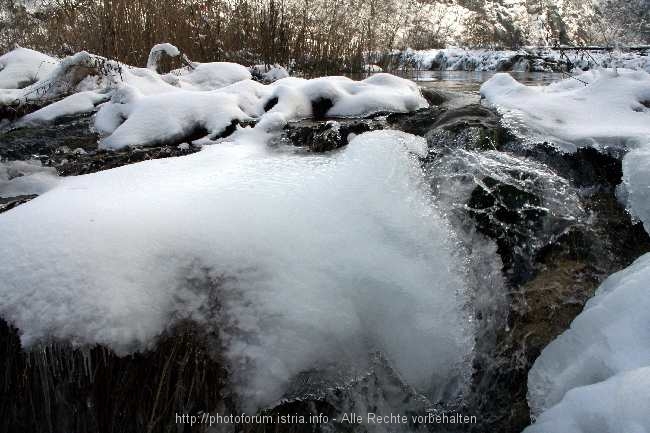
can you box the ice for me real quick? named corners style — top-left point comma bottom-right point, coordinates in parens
top-left (0, 160), bottom-right (60, 197)
top-left (0, 129), bottom-right (471, 411)
top-left (0, 46), bottom-right (58, 89)
top-left (481, 69), bottom-right (650, 152)
top-left (525, 367), bottom-right (650, 433)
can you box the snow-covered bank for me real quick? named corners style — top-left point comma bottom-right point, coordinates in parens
top-left (0, 45), bottom-right (426, 149)
top-left (481, 69), bottom-right (650, 432)
top-left (0, 129), bottom-right (471, 410)
top-left (394, 47), bottom-right (650, 73)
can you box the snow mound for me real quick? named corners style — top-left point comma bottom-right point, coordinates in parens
top-left (19, 91), bottom-right (110, 124)
top-left (525, 367), bottom-right (650, 433)
top-left (0, 47), bottom-right (58, 89)
top-left (146, 43), bottom-right (181, 70)
top-left (176, 62), bottom-right (252, 90)
top-left (481, 69), bottom-right (650, 152)
top-left (0, 160), bottom-right (60, 197)
top-left (0, 130), bottom-right (471, 411)
top-left (98, 73), bottom-right (426, 149)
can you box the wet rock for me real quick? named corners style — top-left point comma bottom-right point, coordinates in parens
top-left (420, 88), bottom-right (449, 106)
top-left (284, 119), bottom-right (382, 152)
top-left (0, 194), bottom-right (37, 214)
top-left (461, 142), bottom-right (650, 433)
top-left (386, 107), bottom-right (444, 137)
top-left (311, 97), bottom-right (334, 120)
top-left (0, 113), bottom-right (204, 177)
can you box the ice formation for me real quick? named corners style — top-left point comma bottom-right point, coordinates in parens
top-left (0, 129), bottom-right (471, 410)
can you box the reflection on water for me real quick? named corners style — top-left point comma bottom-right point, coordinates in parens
top-left (347, 70), bottom-right (565, 92)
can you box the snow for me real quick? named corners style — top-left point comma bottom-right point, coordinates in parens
top-left (0, 129), bottom-right (471, 411)
top-left (146, 43), bottom-right (180, 70)
top-left (250, 64), bottom-right (289, 83)
top-left (527, 252), bottom-right (650, 417)
top-left (401, 48), bottom-right (520, 72)
top-left (525, 367), bottom-right (650, 433)
top-left (97, 73), bottom-right (426, 149)
top-left (177, 62), bottom-right (252, 90)
top-left (480, 69), bottom-right (650, 152)
top-left (0, 47), bottom-right (58, 89)
top-left (19, 91), bottom-right (110, 124)
top-left (0, 160), bottom-right (60, 197)
top-left (396, 48), bottom-right (650, 73)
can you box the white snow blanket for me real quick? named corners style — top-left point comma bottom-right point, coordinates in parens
top-left (0, 129), bottom-right (470, 411)
top-left (96, 73), bottom-right (426, 149)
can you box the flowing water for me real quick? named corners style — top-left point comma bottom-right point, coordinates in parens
top-left (2, 71), bottom-right (647, 433)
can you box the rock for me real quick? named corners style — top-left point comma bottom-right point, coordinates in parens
top-left (283, 119), bottom-right (382, 152)
top-left (0, 194), bottom-right (37, 214)
top-left (420, 88), bottom-right (448, 106)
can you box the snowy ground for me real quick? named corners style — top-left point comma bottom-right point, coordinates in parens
top-left (482, 68), bottom-right (650, 433)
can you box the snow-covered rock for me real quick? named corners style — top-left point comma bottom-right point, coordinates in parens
top-left (146, 42), bottom-right (181, 71)
top-left (0, 129), bottom-right (471, 411)
top-left (525, 367), bottom-right (650, 433)
top-left (98, 73), bottom-right (426, 149)
top-left (250, 64), bottom-right (289, 83)
top-left (0, 47), bottom-right (58, 89)
top-left (18, 91), bottom-right (110, 125)
top-left (480, 68), bottom-right (650, 152)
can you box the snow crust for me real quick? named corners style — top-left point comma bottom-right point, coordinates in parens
top-left (19, 91), bottom-right (110, 124)
top-left (481, 69), bottom-right (650, 152)
top-left (0, 47), bottom-right (58, 89)
top-left (0, 129), bottom-right (470, 410)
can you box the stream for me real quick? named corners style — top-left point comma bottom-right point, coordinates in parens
top-left (1, 71), bottom-right (648, 433)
